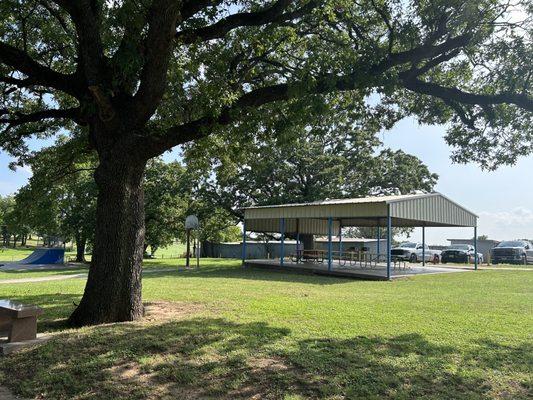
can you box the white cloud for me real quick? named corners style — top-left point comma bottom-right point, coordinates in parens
top-left (477, 208), bottom-right (533, 240)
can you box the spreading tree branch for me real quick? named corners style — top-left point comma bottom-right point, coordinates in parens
top-left (0, 42), bottom-right (82, 96)
top-left (52, 0), bottom-right (105, 84)
top-left (400, 77), bottom-right (533, 112)
top-left (176, 0), bottom-right (319, 43)
top-left (145, 31), bottom-right (531, 156)
top-left (131, 0), bottom-right (181, 124)
top-left (0, 107), bottom-right (81, 127)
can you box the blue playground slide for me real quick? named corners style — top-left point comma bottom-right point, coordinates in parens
top-left (17, 248), bottom-right (65, 264)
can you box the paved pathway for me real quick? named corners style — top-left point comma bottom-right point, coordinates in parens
top-left (0, 273), bottom-right (87, 284)
top-left (0, 268), bottom-right (180, 284)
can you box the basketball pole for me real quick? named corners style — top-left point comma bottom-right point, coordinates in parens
top-left (186, 228), bottom-right (191, 267)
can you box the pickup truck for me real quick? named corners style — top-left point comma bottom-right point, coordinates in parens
top-left (391, 242), bottom-right (441, 263)
top-left (492, 240), bottom-right (533, 264)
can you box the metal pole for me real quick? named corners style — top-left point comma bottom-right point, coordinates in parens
top-left (196, 234), bottom-right (200, 268)
top-left (280, 218), bottom-right (285, 266)
top-left (338, 220), bottom-right (342, 261)
top-left (328, 217), bottom-right (333, 271)
top-left (387, 207), bottom-right (392, 280)
top-left (377, 225), bottom-right (381, 262)
top-left (186, 228), bottom-right (191, 267)
top-left (474, 226), bottom-right (478, 270)
top-left (241, 220), bottom-right (246, 265)
top-left (422, 226), bottom-right (426, 266)
top-left (296, 218), bottom-right (300, 263)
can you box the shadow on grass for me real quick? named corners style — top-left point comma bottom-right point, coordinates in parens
top-left (0, 317), bottom-right (530, 400)
top-left (142, 262), bottom-right (358, 286)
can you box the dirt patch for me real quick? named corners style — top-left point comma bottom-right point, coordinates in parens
top-left (143, 301), bottom-right (206, 322)
top-left (249, 356), bottom-right (290, 372)
top-left (110, 363), bottom-right (144, 381)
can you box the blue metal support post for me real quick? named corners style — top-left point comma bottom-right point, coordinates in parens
top-left (280, 218), bottom-right (285, 266)
top-left (474, 226), bottom-right (478, 270)
top-left (386, 207), bottom-right (392, 280)
top-left (328, 217), bottom-right (333, 271)
top-left (377, 225), bottom-right (381, 262)
top-left (422, 226), bottom-right (426, 266)
top-left (338, 220), bottom-right (342, 261)
top-left (296, 218), bottom-right (300, 263)
top-left (242, 220), bottom-right (246, 265)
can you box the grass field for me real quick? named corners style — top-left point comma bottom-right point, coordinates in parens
top-left (0, 259), bottom-right (531, 399)
top-left (0, 241), bottom-right (187, 263)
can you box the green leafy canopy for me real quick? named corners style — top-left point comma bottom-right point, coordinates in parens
top-left (0, 0), bottom-right (530, 171)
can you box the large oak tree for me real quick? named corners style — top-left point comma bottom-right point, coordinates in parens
top-left (0, 0), bottom-right (531, 325)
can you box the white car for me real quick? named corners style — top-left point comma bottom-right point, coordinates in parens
top-left (391, 242), bottom-right (441, 263)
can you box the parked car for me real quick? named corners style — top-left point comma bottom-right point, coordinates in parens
top-left (391, 242), bottom-right (441, 263)
top-left (492, 240), bottom-right (533, 265)
top-left (441, 244), bottom-right (483, 264)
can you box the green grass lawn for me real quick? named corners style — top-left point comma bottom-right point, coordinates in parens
top-left (150, 241), bottom-right (187, 258)
top-left (0, 247), bottom-right (34, 262)
top-left (0, 259), bottom-right (531, 399)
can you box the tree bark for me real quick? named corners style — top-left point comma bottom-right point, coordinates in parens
top-left (75, 234), bottom-right (87, 263)
top-left (68, 155), bottom-right (147, 326)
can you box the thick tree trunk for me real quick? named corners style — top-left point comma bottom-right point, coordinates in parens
top-left (75, 234), bottom-right (87, 263)
top-left (68, 156), bottom-right (147, 326)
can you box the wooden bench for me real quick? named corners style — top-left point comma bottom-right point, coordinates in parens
top-left (0, 300), bottom-right (43, 343)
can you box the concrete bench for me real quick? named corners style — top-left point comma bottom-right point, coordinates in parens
top-left (0, 300), bottom-right (43, 343)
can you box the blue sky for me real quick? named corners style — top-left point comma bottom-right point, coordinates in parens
top-left (1, 118), bottom-right (532, 244)
top-left (380, 118), bottom-right (533, 244)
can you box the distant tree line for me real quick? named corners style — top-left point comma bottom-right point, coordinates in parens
top-left (0, 137), bottom-right (241, 260)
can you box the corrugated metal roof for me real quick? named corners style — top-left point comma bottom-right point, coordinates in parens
top-left (244, 192), bottom-right (477, 232)
top-left (245, 193), bottom-right (433, 209)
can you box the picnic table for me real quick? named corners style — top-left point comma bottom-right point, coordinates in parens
top-left (290, 249), bottom-right (325, 263)
top-left (0, 299), bottom-right (43, 343)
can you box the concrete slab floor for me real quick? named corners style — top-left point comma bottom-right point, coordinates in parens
top-left (245, 259), bottom-right (472, 280)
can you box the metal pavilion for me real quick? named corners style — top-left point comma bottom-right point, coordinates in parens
top-left (242, 193), bottom-right (479, 280)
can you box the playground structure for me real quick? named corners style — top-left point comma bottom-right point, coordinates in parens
top-left (1, 248), bottom-right (65, 265)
